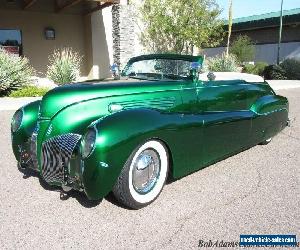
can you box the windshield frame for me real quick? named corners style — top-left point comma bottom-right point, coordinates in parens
top-left (122, 54), bottom-right (203, 82)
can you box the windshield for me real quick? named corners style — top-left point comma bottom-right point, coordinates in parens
top-left (122, 59), bottom-right (201, 81)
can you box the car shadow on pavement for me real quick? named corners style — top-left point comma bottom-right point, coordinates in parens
top-left (104, 192), bottom-right (136, 210)
top-left (17, 165), bottom-right (103, 208)
top-left (17, 164), bottom-right (171, 210)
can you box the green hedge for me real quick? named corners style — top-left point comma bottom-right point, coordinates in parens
top-left (9, 86), bottom-right (50, 97)
top-left (243, 62), bottom-right (268, 76)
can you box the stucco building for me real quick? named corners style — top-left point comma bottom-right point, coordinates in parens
top-left (204, 8), bottom-right (300, 64)
top-left (0, 0), bottom-right (141, 80)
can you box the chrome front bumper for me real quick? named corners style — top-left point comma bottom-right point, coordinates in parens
top-left (19, 131), bottom-right (84, 192)
top-left (18, 132), bottom-right (39, 172)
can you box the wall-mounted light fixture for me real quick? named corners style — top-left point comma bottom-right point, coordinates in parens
top-left (45, 27), bottom-right (55, 40)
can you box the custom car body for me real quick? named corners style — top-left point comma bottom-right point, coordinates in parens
top-left (11, 54), bottom-right (289, 209)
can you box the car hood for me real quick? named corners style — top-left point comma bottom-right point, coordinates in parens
top-left (39, 80), bottom-right (180, 119)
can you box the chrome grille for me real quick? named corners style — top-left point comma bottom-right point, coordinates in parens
top-left (41, 133), bottom-right (81, 183)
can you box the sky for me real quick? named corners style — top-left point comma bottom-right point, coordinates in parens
top-left (216, 0), bottom-right (300, 19)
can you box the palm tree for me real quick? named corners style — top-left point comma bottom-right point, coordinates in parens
top-left (226, 0), bottom-right (233, 57)
top-left (277, 0), bottom-right (284, 64)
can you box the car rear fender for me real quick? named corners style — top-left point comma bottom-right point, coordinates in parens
top-left (250, 95), bottom-right (289, 143)
top-left (250, 95), bottom-right (289, 115)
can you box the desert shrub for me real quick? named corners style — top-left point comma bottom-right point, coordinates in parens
top-left (243, 62), bottom-right (268, 76)
top-left (205, 53), bottom-right (239, 72)
top-left (280, 58), bottom-right (300, 80)
top-left (9, 86), bottom-right (50, 97)
top-left (230, 35), bottom-right (255, 64)
top-left (263, 65), bottom-right (287, 80)
top-left (0, 49), bottom-right (34, 96)
top-left (47, 48), bottom-right (82, 85)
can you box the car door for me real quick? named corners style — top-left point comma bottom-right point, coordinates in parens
top-left (172, 80), bottom-right (206, 175)
top-left (196, 80), bottom-right (253, 165)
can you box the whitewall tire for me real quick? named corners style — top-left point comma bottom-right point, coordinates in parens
top-left (112, 140), bottom-right (169, 209)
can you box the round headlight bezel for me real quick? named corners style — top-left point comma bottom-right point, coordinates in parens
top-left (81, 127), bottom-right (97, 159)
top-left (11, 109), bottom-right (24, 133)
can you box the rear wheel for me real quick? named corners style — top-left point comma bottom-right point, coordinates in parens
top-left (112, 140), bottom-right (169, 209)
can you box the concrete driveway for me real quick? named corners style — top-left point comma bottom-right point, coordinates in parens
top-left (0, 89), bottom-right (299, 249)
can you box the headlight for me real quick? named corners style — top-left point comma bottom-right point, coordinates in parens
top-left (11, 109), bottom-right (23, 133)
top-left (81, 128), bottom-right (96, 159)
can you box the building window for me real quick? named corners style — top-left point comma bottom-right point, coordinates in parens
top-left (0, 29), bottom-right (22, 56)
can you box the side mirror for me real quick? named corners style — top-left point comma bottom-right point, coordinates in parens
top-left (111, 63), bottom-right (120, 80)
top-left (190, 62), bottom-right (202, 82)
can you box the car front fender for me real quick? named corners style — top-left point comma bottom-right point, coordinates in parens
top-left (81, 108), bottom-right (207, 200)
top-left (11, 100), bottom-right (41, 160)
top-left (81, 108), bottom-right (172, 200)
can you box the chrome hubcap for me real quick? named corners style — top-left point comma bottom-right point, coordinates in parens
top-left (132, 149), bottom-right (160, 194)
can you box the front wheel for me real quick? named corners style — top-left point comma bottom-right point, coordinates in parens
top-left (112, 140), bottom-right (169, 209)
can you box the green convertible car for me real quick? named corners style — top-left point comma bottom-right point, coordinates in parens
top-left (11, 54), bottom-right (289, 209)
